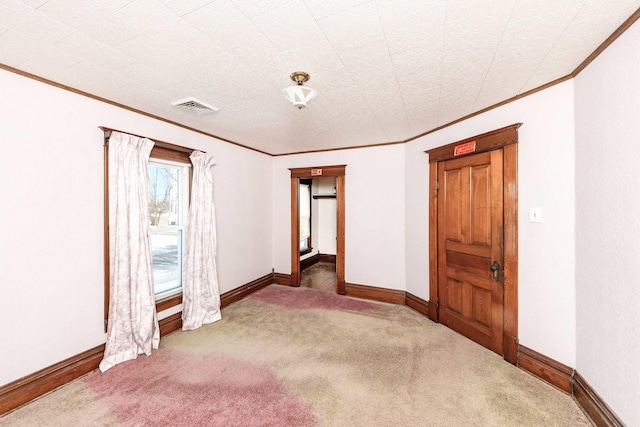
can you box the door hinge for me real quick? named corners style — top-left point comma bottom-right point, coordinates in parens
top-left (435, 180), bottom-right (439, 191)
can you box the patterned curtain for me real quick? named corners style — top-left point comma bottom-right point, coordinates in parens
top-left (181, 151), bottom-right (222, 330)
top-left (100, 132), bottom-right (159, 372)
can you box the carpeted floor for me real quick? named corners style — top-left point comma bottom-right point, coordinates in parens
top-left (0, 285), bottom-right (591, 426)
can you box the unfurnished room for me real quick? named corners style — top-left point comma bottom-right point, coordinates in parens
top-left (1, 1), bottom-right (639, 426)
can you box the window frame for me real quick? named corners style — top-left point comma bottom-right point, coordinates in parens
top-left (148, 157), bottom-right (191, 299)
top-left (299, 178), bottom-right (313, 256)
top-left (102, 128), bottom-right (194, 332)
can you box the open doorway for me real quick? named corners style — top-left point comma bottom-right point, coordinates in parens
top-left (299, 177), bottom-right (338, 292)
top-left (289, 165), bottom-right (346, 294)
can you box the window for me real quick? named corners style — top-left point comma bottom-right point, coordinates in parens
top-left (299, 179), bottom-right (312, 255)
top-left (148, 159), bottom-right (190, 297)
top-left (102, 129), bottom-right (197, 331)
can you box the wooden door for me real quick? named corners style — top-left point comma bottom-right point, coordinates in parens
top-left (437, 150), bottom-right (504, 354)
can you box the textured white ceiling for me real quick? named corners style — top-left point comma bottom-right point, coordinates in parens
top-left (1, 0), bottom-right (638, 154)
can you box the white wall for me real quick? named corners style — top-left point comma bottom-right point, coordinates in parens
top-left (404, 80), bottom-right (577, 367)
top-left (273, 145), bottom-right (406, 289)
top-left (574, 19), bottom-right (640, 426)
top-left (0, 68), bottom-right (273, 386)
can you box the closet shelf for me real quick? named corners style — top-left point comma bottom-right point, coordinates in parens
top-left (312, 194), bottom-right (336, 199)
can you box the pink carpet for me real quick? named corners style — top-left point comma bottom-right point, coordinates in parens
top-left (85, 349), bottom-right (316, 427)
top-left (0, 285), bottom-right (591, 427)
top-left (248, 285), bottom-right (379, 312)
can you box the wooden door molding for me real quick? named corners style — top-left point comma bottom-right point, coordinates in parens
top-left (426, 123), bottom-right (521, 163)
top-left (290, 164), bottom-right (346, 178)
top-left (290, 165), bottom-right (346, 294)
top-left (426, 124), bottom-right (520, 364)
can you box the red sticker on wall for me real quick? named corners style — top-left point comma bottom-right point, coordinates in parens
top-left (454, 141), bottom-right (476, 156)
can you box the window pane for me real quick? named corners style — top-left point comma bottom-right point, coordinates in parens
top-left (299, 184), bottom-right (310, 216)
top-left (148, 164), bottom-right (182, 226)
top-left (151, 228), bottom-right (182, 294)
top-left (300, 183), bottom-right (311, 239)
top-left (148, 160), bottom-right (188, 296)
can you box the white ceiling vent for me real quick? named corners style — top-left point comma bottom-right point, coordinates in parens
top-left (171, 97), bottom-right (218, 115)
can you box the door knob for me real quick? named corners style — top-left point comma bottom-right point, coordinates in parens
top-left (490, 261), bottom-right (500, 282)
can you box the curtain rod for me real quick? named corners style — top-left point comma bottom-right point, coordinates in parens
top-left (99, 126), bottom-right (204, 154)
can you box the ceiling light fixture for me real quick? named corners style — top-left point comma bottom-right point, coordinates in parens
top-left (282, 71), bottom-right (318, 109)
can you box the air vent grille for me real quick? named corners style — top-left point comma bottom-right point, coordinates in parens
top-left (171, 97), bottom-right (218, 115)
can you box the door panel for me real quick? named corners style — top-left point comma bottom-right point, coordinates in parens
top-left (446, 278), bottom-right (463, 314)
top-left (446, 251), bottom-right (491, 277)
top-left (470, 165), bottom-right (491, 245)
top-left (444, 168), bottom-right (463, 243)
top-left (437, 150), bottom-right (504, 354)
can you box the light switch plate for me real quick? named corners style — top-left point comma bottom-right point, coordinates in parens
top-left (529, 207), bottom-right (542, 223)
